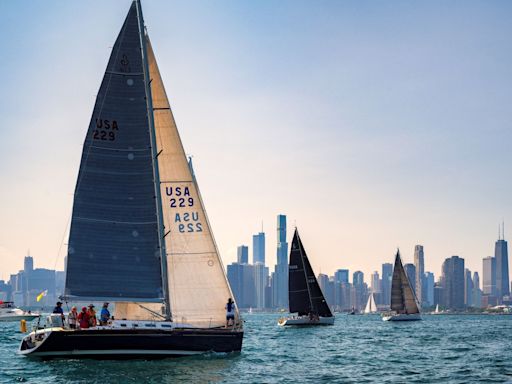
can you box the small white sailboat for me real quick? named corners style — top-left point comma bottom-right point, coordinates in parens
top-left (278, 229), bottom-right (334, 326)
top-left (363, 293), bottom-right (378, 314)
top-left (382, 250), bottom-right (421, 322)
top-left (432, 304), bottom-right (441, 315)
top-left (0, 302), bottom-right (39, 322)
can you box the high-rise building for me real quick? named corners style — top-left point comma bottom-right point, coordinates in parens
top-left (252, 232), bottom-right (265, 264)
top-left (370, 271), bottom-right (381, 294)
top-left (237, 245), bottom-right (249, 264)
top-left (441, 256), bottom-right (465, 310)
top-left (272, 215), bottom-right (288, 309)
top-left (276, 215), bottom-right (288, 266)
top-left (24, 255), bottom-right (34, 275)
top-left (253, 263), bottom-right (269, 309)
top-left (352, 271), bottom-right (366, 310)
top-left (464, 268), bottom-right (473, 307)
top-left (404, 263), bottom-right (416, 295)
top-left (495, 227), bottom-right (509, 303)
top-left (334, 269), bottom-right (349, 284)
top-left (482, 256), bottom-right (496, 296)
top-left (424, 272), bottom-right (435, 307)
top-left (472, 272), bottom-right (482, 308)
top-left (227, 262), bottom-right (256, 308)
top-left (381, 263), bottom-right (393, 306)
top-left (414, 245), bottom-right (424, 305)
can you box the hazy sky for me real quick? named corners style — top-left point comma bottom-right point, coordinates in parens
top-left (1, 1), bottom-right (511, 283)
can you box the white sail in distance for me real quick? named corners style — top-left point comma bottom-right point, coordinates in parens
top-left (364, 293), bottom-right (377, 314)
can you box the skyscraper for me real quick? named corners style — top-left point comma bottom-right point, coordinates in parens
top-left (472, 272), bottom-right (481, 308)
top-left (482, 256), bottom-right (496, 296)
top-left (464, 268), bottom-right (473, 307)
top-left (381, 263), bottom-right (393, 306)
top-left (495, 226), bottom-right (509, 303)
top-left (352, 271), bottom-right (366, 310)
top-left (370, 271), bottom-right (381, 294)
top-left (252, 232), bottom-right (265, 264)
top-left (272, 215), bottom-right (288, 308)
top-left (441, 256), bottom-right (465, 310)
top-left (334, 269), bottom-right (349, 284)
top-left (276, 215), bottom-right (288, 266)
top-left (414, 245), bottom-right (424, 305)
top-left (253, 263), bottom-right (269, 309)
top-left (237, 245), bottom-right (249, 264)
top-left (404, 263), bottom-right (416, 295)
top-left (424, 272), bottom-right (434, 307)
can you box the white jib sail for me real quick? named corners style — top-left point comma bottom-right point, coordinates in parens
top-left (147, 37), bottom-right (235, 328)
top-left (364, 293), bottom-right (377, 314)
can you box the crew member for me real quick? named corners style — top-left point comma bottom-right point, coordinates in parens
top-left (100, 302), bottom-right (111, 325)
top-left (225, 298), bottom-right (236, 327)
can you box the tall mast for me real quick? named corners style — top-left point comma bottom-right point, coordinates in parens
top-left (297, 231), bottom-right (315, 313)
top-left (135, 0), bottom-right (171, 321)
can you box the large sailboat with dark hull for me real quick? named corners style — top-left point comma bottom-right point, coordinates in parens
top-left (278, 229), bottom-right (334, 326)
top-left (19, 0), bottom-right (243, 357)
top-left (382, 250), bottom-right (421, 322)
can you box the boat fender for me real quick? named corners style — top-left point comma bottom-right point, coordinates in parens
top-left (20, 319), bottom-right (27, 333)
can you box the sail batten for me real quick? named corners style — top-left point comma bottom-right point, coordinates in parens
top-left (288, 229), bottom-right (332, 317)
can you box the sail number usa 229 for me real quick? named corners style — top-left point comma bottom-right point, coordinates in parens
top-left (166, 186), bottom-right (203, 233)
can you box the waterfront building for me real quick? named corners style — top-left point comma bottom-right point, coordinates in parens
top-left (227, 262), bottom-right (256, 308)
top-left (352, 271), bottom-right (366, 310)
top-left (252, 232), bottom-right (265, 265)
top-left (441, 256), bottom-right (465, 310)
top-left (253, 263), bottom-right (269, 309)
top-left (381, 263), bottom-right (393, 306)
top-left (472, 272), bottom-right (482, 308)
top-left (424, 272), bottom-right (435, 307)
top-left (464, 269), bottom-right (473, 307)
top-left (414, 245), bottom-right (425, 306)
top-left (272, 214), bottom-right (288, 309)
top-left (334, 269), bottom-right (349, 284)
top-left (482, 256), bottom-right (496, 297)
top-left (237, 245), bottom-right (249, 264)
top-left (370, 271), bottom-right (381, 304)
top-left (404, 263), bottom-right (416, 296)
top-left (495, 229), bottom-right (509, 303)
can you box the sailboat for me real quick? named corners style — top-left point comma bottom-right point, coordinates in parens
top-left (363, 293), bottom-right (378, 314)
top-left (433, 304), bottom-right (441, 315)
top-left (19, 0), bottom-right (243, 357)
top-left (278, 229), bottom-right (334, 326)
top-left (382, 250), bottom-right (421, 321)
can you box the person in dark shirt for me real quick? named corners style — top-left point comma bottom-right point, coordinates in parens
top-left (53, 301), bottom-right (64, 314)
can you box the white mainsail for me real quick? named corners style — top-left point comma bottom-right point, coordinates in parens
top-left (147, 38), bottom-right (235, 328)
top-left (364, 293), bottom-right (377, 314)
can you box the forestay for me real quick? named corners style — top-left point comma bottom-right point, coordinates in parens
top-left (65, 3), bottom-right (163, 302)
top-left (288, 229), bottom-right (332, 317)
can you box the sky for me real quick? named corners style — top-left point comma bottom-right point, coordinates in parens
top-left (0, 0), bottom-right (511, 283)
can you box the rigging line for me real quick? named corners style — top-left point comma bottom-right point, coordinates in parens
top-left (52, 213), bottom-right (72, 271)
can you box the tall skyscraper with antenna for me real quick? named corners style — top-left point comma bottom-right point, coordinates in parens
top-left (495, 222), bottom-right (509, 303)
top-left (414, 245), bottom-right (424, 306)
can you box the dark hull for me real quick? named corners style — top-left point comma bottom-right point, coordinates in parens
top-left (20, 328), bottom-right (243, 359)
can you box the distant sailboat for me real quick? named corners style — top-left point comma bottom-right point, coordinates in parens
top-left (382, 250), bottom-right (421, 321)
top-left (363, 293), bottom-right (378, 314)
top-left (278, 229), bottom-right (334, 326)
top-left (19, 0), bottom-right (242, 357)
top-left (433, 304), bottom-right (440, 315)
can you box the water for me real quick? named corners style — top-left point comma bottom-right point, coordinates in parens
top-left (1, 314), bottom-right (511, 383)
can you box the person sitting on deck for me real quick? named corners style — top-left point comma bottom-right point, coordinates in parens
top-left (100, 302), bottom-right (110, 325)
top-left (225, 298), bottom-right (236, 327)
top-left (78, 307), bottom-right (90, 329)
top-left (68, 306), bottom-right (78, 329)
top-left (87, 304), bottom-right (97, 327)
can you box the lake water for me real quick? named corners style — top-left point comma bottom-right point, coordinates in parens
top-left (1, 313), bottom-right (511, 383)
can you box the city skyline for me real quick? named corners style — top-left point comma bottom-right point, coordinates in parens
top-left (1, 1), bottom-right (512, 283)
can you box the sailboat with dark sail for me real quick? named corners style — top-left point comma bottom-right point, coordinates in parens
top-left (382, 250), bottom-right (421, 321)
top-left (278, 229), bottom-right (334, 326)
top-left (19, 0), bottom-right (243, 357)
